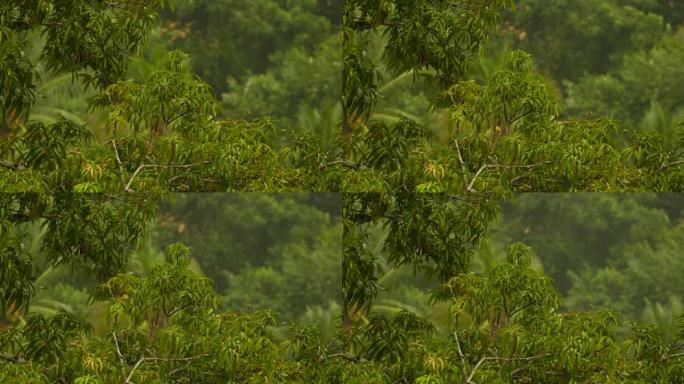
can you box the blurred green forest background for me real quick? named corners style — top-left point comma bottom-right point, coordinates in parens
top-left (369, 193), bottom-right (684, 340)
top-left (24, 193), bottom-right (342, 339)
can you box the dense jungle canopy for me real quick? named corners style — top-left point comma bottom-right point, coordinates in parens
top-left (1, 0), bottom-right (683, 383)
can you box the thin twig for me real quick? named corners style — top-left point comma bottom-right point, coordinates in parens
top-left (124, 164), bottom-right (146, 192)
top-left (324, 159), bottom-right (362, 169)
top-left (466, 355), bottom-right (487, 383)
top-left (467, 353), bottom-right (553, 382)
top-left (466, 161), bottom-right (555, 192)
top-left (659, 159), bottom-right (684, 170)
top-left (453, 137), bottom-right (470, 191)
top-left (0, 352), bottom-right (25, 363)
top-left (166, 302), bottom-right (193, 317)
top-left (112, 139), bottom-right (123, 166)
top-left (125, 356), bottom-right (146, 384)
top-left (0, 159), bottom-right (23, 170)
top-left (124, 161), bottom-right (212, 192)
top-left (113, 331), bottom-right (125, 368)
top-left (453, 331), bottom-right (468, 382)
top-left (467, 163), bottom-right (489, 192)
top-left (488, 353), bottom-right (553, 362)
top-left (165, 109), bottom-right (192, 126)
top-left (321, 352), bottom-right (366, 362)
top-left (125, 354), bottom-right (212, 384)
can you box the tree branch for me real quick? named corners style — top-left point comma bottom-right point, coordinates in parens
top-left (466, 161), bottom-right (555, 192)
top-left (124, 161), bottom-right (212, 192)
top-left (0, 159), bottom-right (24, 170)
top-left (166, 302), bottom-right (193, 317)
top-left (453, 137), bottom-right (471, 191)
top-left (165, 109), bottom-right (192, 126)
top-left (112, 139), bottom-right (123, 167)
top-left (466, 355), bottom-right (487, 383)
top-left (659, 159), bottom-right (684, 170)
top-left (465, 352), bottom-right (553, 383)
top-left (322, 352), bottom-right (367, 363)
top-left (124, 163), bottom-right (146, 192)
top-left (453, 331), bottom-right (468, 383)
top-left (0, 352), bottom-right (25, 364)
top-left (113, 331), bottom-right (125, 368)
top-left (125, 354), bottom-right (213, 383)
top-left (323, 159), bottom-right (364, 169)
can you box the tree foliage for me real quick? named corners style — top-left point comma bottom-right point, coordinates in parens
top-left (508, 0), bottom-right (667, 83)
top-left (2, 1), bottom-right (344, 194)
top-left (343, 201), bottom-right (684, 382)
top-left (162, 0), bottom-right (338, 95)
top-left (0, 244), bottom-right (374, 383)
top-left (566, 28), bottom-right (684, 143)
top-left (342, 1), bottom-right (684, 193)
top-left (2, 0), bottom-right (684, 382)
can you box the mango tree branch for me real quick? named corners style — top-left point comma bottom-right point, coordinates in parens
top-left (453, 331), bottom-right (468, 382)
top-left (112, 331), bottom-right (125, 368)
top-left (467, 161), bottom-right (555, 192)
top-left (659, 159), bottom-right (684, 170)
top-left (453, 137), bottom-right (471, 192)
top-left (467, 352), bottom-right (554, 383)
top-left (124, 161), bottom-right (212, 192)
top-left (0, 160), bottom-right (24, 170)
top-left (125, 354), bottom-right (213, 384)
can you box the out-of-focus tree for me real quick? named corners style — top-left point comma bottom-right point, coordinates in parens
top-left (222, 33), bottom-right (341, 145)
top-left (507, 0), bottom-right (666, 83)
top-left (222, 221), bottom-right (341, 322)
top-left (565, 29), bottom-right (684, 143)
top-left (154, 194), bottom-right (340, 292)
top-left (624, 0), bottom-right (684, 27)
top-left (492, 194), bottom-right (674, 291)
top-left (162, 0), bottom-right (336, 95)
top-left (565, 221), bottom-right (684, 319)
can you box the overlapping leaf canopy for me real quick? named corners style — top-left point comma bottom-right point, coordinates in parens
top-left (1, 0), bottom-right (683, 383)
